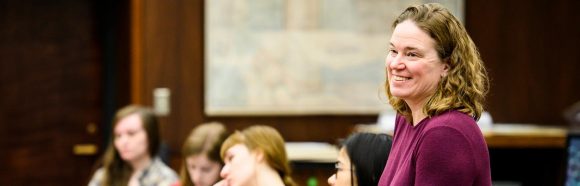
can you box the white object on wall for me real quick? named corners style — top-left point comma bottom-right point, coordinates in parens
top-left (154, 88), bottom-right (171, 116)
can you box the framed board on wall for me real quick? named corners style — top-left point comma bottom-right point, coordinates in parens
top-left (205, 0), bottom-right (464, 116)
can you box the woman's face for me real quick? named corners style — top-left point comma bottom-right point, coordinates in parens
top-left (386, 20), bottom-right (448, 105)
top-left (114, 113), bottom-right (149, 164)
top-left (328, 147), bottom-right (356, 186)
top-left (186, 154), bottom-right (222, 186)
top-left (219, 144), bottom-right (258, 186)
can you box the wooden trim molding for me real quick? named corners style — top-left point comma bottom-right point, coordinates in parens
top-left (130, 0), bottom-right (142, 104)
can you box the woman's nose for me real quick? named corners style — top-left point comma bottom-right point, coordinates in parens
top-left (327, 174), bottom-right (336, 186)
top-left (192, 170), bottom-right (202, 185)
top-left (220, 164), bottom-right (230, 178)
top-left (388, 55), bottom-right (405, 70)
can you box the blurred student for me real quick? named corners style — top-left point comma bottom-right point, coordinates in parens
top-left (327, 133), bottom-right (392, 186)
top-left (215, 125), bottom-right (295, 186)
top-left (88, 105), bottom-right (178, 186)
top-left (177, 122), bottom-right (228, 186)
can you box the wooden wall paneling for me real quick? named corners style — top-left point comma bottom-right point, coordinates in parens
top-left (131, 0), bottom-right (144, 104)
top-left (0, 0), bottom-right (104, 184)
top-left (466, 0), bottom-right (579, 185)
top-left (209, 116), bottom-right (377, 143)
top-left (131, 0), bottom-right (204, 168)
top-left (466, 0), bottom-right (580, 126)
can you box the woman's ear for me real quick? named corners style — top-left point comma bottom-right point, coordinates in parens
top-left (253, 149), bottom-right (265, 163)
top-left (441, 59), bottom-right (450, 77)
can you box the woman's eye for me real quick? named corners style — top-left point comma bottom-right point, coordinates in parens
top-left (406, 52), bottom-right (418, 57)
top-left (388, 50), bottom-right (398, 57)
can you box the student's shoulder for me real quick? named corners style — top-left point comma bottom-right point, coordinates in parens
top-left (152, 158), bottom-right (179, 178)
top-left (144, 159), bottom-right (179, 186)
top-left (88, 168), bottom-right (105, 186)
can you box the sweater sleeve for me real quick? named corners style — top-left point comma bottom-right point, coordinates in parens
top-left (415, 126), bottom-right (476, 186)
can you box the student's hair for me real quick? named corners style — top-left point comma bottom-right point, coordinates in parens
top-left (384, 3), bottom-right (489, 123)
top-left (101, 105), bottom-right (160, 186)
top-left (179, 122), bottom-right (229, 186)
top-left (220, 125), bottom-right (295, 186)
top-left (343, 133), bottom-right (392, 186)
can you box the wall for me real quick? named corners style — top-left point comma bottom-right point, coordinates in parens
top-left (466, 0), bottom-right (580, 125)
top-left (0, 0), bottom-right (105, 184)
top-left (130, 0), bottom-right (377, 169)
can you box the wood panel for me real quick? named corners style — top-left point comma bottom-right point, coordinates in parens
top-left (466, 0), bottom-right (580, 126)
top-left (0, 0), bottom-right (107, 184)
top-left (130, 0), bottom-right (205, 168)
top-left (465, 1), bottom-right (579, 184)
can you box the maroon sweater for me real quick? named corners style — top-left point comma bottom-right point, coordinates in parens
top-left (378, 110), bottom-right (491, 186)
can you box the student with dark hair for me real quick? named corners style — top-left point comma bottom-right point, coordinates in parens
top-left (328, 133), bottom-right (392, 186)
top-left (88, 105), bottom-right (178, 186)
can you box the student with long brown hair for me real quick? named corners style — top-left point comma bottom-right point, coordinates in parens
top-left (88, 105), bottom-right (178, 186)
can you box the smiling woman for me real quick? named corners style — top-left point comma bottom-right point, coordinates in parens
top-left (380, 3), bottom-right (491, 186)
top-left (88, 105), bottom-right (178, 186)
top-left (387, 19), bottom-right (450, 115)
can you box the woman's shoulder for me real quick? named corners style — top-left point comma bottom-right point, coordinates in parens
top-left (430, 110), bottom-right (476, 126)
top-left (424, 110), bottom-right (481, 133)
top-left (88, 168), bottom-right (105, 186)
top-left (423, 110), bottom-right (484, 139)
top-left (142, 158), bottom-right (179, 185)
top-left (153, 158), bottom-right (179, 176)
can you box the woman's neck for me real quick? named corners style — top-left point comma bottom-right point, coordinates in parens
top-left (127, 155), bottom-right (152, 186)
top-left (130, 155), bottom-right (152, 173)
top-left (406, 97), bottom-right (429, 126)
top-left (255, 163), bottom-right (285, 186)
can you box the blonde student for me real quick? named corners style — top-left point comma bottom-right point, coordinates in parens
top-left (216, 125), bottom-right (294, 186)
